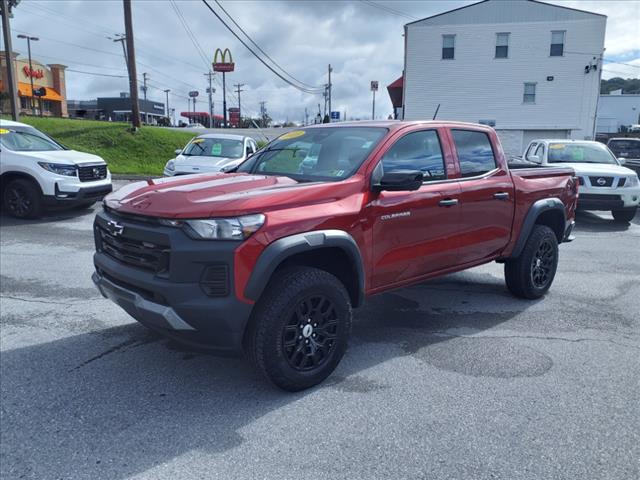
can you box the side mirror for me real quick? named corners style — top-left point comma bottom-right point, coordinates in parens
top-left (373, 170), bottom-right (423, 192)
top-left (175, 149), bottom-right (183, 155)
top-left (618, 157), bottom-right (626, 165)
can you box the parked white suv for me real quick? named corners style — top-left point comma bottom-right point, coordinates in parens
top-left (523, 139), bottom-right (639, 222)
top-left (164, 133), bottom-right (257, 176)
top-left (0, 119), bottom-right (112, 219)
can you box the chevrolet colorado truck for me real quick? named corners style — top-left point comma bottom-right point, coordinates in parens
top-left (92, 121), bottom-right (577, 391)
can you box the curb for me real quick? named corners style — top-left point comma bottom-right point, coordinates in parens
top-left (111, 174), bottom-right (160, 180)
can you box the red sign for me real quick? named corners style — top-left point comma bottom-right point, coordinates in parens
top-left (212, 48), bottom-right (234, 73)
top-left (23, 65), bottom-right (44, 79)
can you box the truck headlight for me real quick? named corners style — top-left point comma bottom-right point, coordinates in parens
top-left (165, 160), bottom-right (175, 172)
top-left (164, 214), bottom-right (265, 240)
top-left (624, 175), bottom-right (639, 187)
top-left (38, 162), bottom-right (77, 177)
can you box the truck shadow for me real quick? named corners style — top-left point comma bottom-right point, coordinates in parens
top-left (574, 210), bottom-right (638, 232)
top-left (0, 205), bottom-right (97, 227)
top-left (1, 271), bottom-right (535, 479)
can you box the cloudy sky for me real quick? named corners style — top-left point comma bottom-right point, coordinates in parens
top-left (3, 0), bottom-right (639, 123)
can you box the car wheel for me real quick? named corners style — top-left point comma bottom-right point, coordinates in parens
top-left (505, 225), bottom-right (559, 299)
top-left (245, 266), bottom-right (352, 391)
top-left (2, 178), bottom-right (43, 219)
top-left (611, 207), bottom-right (637, 223)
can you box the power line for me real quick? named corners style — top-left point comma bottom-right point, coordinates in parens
top-left (66, 68), bottom-right (127, 79)
top-left (212, 0), bottom-right (323, 91)
top-left (200, 0), bottom-right (324, 94)
top-left (359, 0), bottom-right (417, 20)
top-left (169, 0), bottom-right (210, 68)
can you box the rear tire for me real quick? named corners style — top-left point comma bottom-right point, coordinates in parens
top-left (505, 225), bottom-right (559, 299)
top-left (244, 266), bottom-right (352, 391)
top-left (611, 207), bottom-right (637, 223)
top-left (2, 178), bottom-right (43, 219)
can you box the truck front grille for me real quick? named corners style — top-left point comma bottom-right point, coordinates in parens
top-left (79, 164), bottom-right (108, 182)
top-left (97, 226), bottom-right (170, 274)
top-left (588, 176), bottom-right (614, 187)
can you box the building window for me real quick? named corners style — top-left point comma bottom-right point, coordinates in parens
top-left (442, 35), bottom-right (455, 60)
top-left (550, 30), bottom-right (565, 56)
top-left (451, 129), bottom-right (497, 178)
top-left (523, 83), bottom-right (536, 103)
top-left (495, 32), bottom-right (509, 58)
top-left (20, 97), bottom-right (29, 109)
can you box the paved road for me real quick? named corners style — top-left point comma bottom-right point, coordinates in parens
top-left (1, 187), bottom-right (638, 480)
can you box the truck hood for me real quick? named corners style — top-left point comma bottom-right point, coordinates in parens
top-left (105, 173), bottom-right (360, 218)
top-left (549, 162), bottom-right (636, 176)
top-left (16, 149), bottom-right (106, 165)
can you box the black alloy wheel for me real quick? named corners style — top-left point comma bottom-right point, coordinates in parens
top-left (282, 295), bottom-right (339, 371)
top-left (530, 239), bottom-right (555, 289)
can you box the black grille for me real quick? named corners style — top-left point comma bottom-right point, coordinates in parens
top-left (79, 164), bottom-right (108, 182)
top-left (200, 265), bottom-right (229, 297)
top-left (579, 194), bottom-right (620, 201)
top-left (97, 226), bottom-right (169, 273)
top-left (588, 176), bottom-right (614, 187)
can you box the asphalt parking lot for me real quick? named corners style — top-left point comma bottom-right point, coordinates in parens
top-left (1, 183), bottom-right (638, 480)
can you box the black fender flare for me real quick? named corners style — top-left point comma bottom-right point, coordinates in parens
top-left (509, 197), bottom-right (566, 258)
top-left (244, 230), bottom-right (365, 307)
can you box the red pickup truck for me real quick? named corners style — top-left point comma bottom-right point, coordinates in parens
top-left (92, 121), bottom-right (577, 390)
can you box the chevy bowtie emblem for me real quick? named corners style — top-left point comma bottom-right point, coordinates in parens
top-left (106, 220), bottom-right (124, 236)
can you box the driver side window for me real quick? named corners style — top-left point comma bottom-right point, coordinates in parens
top-left (380, 130), bottom-right (446, 181)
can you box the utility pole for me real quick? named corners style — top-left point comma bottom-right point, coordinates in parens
top-left (17, 34), bottom-right (38, 116)
top-left (204, 71), bottom-right (214, 128)
top-left (234, 83), bottom-right (244, 123)
top-left (123, 0), bottom-right (141, 129)
top-left (163, 89), bottom-right (170, 125)
top-left (259, 101), bottom-right (266, 128)
top-left (304, 107), bottom-right (308, 126)
top-left (1, 0), bottom-right (19, 120)
top-left (328, 64), bottom-right (332, 122)
top-left (142, 72), bottom-right (148, 102)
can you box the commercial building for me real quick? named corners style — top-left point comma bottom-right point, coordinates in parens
top-left (399, 0), bottom-right (606, 155)
top-left (97, 95), bottom-right (165, 124)
top-left (0, 51), bottom-right (67, 117)
top-left (596, 92), bottom-right (640, 133)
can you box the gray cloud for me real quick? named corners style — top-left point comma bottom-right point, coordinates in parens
top-left (3, 0), bottom-right (638, 123)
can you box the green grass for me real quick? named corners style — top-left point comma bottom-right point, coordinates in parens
top-left (5, 116), bottom-right (196, 175)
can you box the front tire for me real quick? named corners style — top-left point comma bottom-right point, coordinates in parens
top-left (2, 178), bottom-right (43, 219)
top-left (245, 266), bottom-right (352, 391)
top-left (505, 225), bottom-right (559, 299)
top-left (611, 207), bottom-right (637, 223)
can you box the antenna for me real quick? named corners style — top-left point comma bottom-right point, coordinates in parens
top-left (432, 104), bottom-right (441, 120)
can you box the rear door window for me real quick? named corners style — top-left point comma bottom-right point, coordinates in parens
top-left (451, 129), bottom-right (497, 177)
top-left (380, 130), bottom-right (446, 181)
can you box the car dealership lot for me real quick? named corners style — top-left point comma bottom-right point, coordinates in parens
top-left (1, 182), bottom-right (638, 480)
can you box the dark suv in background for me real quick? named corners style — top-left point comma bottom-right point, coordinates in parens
top-left (607, 138), bottom-right (640, 176)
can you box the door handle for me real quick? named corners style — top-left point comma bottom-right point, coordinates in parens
top-left (439, 198), bottom-right (458, 207)
top-left (493, 192), bottom-right (510, 200)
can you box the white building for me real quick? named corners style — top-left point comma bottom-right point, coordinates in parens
top-left (401, 0), bottom-right (606, 155)
top-left (596, 93), bottom-right (640, 133)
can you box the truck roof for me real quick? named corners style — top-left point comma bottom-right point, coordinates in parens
top-left (303, 120), bottom-right (492, 131)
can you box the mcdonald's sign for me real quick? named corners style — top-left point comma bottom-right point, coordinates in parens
top-left (212, 48), bottom-right (235, 73)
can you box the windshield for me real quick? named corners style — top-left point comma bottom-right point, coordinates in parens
top-left (0, 126), bottom-right (64, 152)
top-left (237, 127), bottom-right (387, 181)
top-left (182, 137), bottom-right (243, 158)
top-left (547, 142), bottom-right (617, 164)
top-left (608, 140), bottom-right (640, 158)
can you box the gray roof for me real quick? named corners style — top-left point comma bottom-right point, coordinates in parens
top-left (196, 133), bottom-right (248, 141)
top-left (406, 0), bottom-right (605, 27)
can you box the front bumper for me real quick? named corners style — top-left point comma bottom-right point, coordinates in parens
top-left (576, 184), bottom-right (640, 211)
top-left (43, 183), bottom-right (113, 207)
top-left (92, 209), bottom-right (253, 354)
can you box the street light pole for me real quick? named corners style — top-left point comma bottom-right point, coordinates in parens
top-left (17, 34), bottom-right (39, 116)
top-left (163, 89), bottom-right (170, 125)
top-left (1, 0), bottom-right (19, 120)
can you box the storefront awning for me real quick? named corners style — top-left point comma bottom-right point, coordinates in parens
top-left (387, 76), bottom-right (403, 108)
top-left (17, 82), bottom-right (63, 102)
